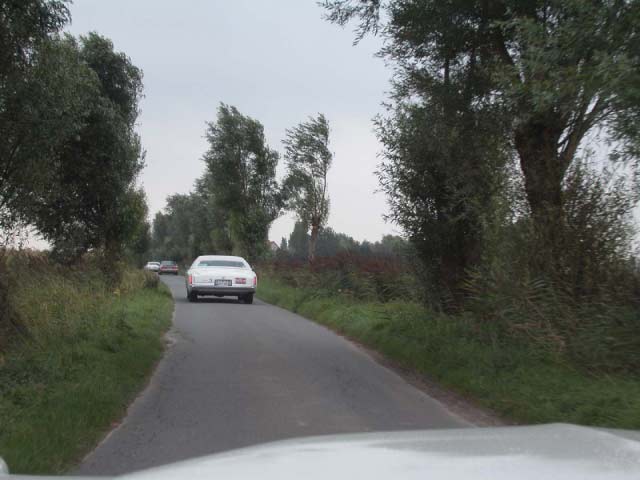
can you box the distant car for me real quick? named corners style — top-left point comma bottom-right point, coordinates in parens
top-left (186, 255), bottom-right (257, 304)
top-left (159, 260), bottom-right (179, 275)
top-left (144, 261), bottom-right (161, 272)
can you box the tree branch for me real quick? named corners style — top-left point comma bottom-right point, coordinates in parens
top-left (559, 96), bottom-right (605, 169)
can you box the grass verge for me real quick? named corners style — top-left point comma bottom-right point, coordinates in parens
top-left (0, 259), bottom-right (173, 474)
top-left (258, 274), bottom-right (640, 430)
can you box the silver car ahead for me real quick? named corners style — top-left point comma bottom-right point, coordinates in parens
top-left (144, 261), bottom-right (161, 272)
top-left (186, 255), bottom-right (257, 304)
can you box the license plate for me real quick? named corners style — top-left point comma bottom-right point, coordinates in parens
top-left (214, 279), bottom-right (232, 287)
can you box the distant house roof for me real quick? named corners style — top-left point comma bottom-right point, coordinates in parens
top-left (268, 241), bottom-right (279, 252)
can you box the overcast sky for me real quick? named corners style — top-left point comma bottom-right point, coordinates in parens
top-left (66, 0), bottom-right (397, 243)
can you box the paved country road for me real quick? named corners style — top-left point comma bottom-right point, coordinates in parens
top-left (76, 275), bottom-right (468, 475)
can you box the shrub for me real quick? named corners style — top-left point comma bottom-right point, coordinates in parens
top-left (142, 270), bottom-right (160, 290)
top-left (262, 252), bottom-right (420, 302)
top-left (0, 250), bottom-right (162, 353)
top-left (464, 262), bottom-right (640, 374)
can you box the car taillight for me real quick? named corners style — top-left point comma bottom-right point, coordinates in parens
top-left (235, 278), bottom-right (246, 284)
top-left (253, 276), bottom-right (257, 287)
top-left (188, 274), bottom-right (193, 284)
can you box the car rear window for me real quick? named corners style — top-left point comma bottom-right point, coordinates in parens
top-left (161, 261), bottom-right (176, 266)
top-left (198, 260), bottom-right (246, 268)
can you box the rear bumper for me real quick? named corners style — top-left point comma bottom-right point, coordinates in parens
top-left (188, 285), bottom-right (256, 296)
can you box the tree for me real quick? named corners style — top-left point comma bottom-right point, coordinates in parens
top-left (27, 33), bottom-right (145, 264)
top-left (127, 217), bottom-right (151, 266)
top-left (288, 221), bottom-right (310, 260)
top-left (314, 227), bottom-right (360, 256)
top-left (324, 0), bottom-right (640, 276)
top-left (377, 94), bottom-right (510, 300)
top-left (117, 187), bottom-right (150, 267)
top-left (1, 6), bottom-right (148, 267)
top-left (315, 227), bottom-right (341, 257)
top-left (193, 175), bottom-right (233, 255)
top-left (283, 114), bottom-right (332, 261)
top-left (372, 235), bottom-right (409, 257)
top-left (0, 1), bottom-right (76, 241)
top-left (202, 104), bottom-right (282, 261)
top-left (0, 0), bottom-right (69, 67)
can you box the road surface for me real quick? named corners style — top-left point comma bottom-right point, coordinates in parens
top-left (76, 275), bottom-right (468, 475)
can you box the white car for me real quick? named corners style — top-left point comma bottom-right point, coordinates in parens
top-left (2, 424), bottom-right (639, 478)
top-left (144, 261), bottom-right (161, 272)
top-left (186, 255), bottom-right (257, 304)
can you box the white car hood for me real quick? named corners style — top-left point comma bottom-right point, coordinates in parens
top-left (3, 424), bottom-right (639, 479)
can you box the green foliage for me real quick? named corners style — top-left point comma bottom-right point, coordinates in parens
top-left (123, 190), bottom-right (152, 267)
top-left (283, 114), bottom-right (332, 260)
top-left (263, 252), bottom-right (419, 303)
top-left (464, 270), bottom-right (640, 374)
top-left (377, 98), bottom-right (510, 304)
top-left (150, 181), bottom-right (234, 264)
top-left (0, 1), bottom-right (69, 74)
top-left (463, 160), bottom-right (640, 373)
top-left (284, 222), bottom-right (410, 261)
top-left (28, 33), bottom-right (145, 264)
top-left (0, 253), bottom-right (172, 473)
top-left (259, 273), bottom-right (640, 429)
top-left (323, 0), bottom-right (640, 298)
top-left (1, 4), bottom-right (148, 266)
top-left (152, 110), bottom-right (336, 266)
top-left (0, 2), bottom-right (87, 243)
top-left (151, 104), bottom-right (294, 265)
top-left (287, 220), bottom-right (310, 259)
top-left (202, 104), bottom-right (282, 261)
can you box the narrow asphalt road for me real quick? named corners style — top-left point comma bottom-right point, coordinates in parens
top-left (76, 275), bottom-right (468, 475)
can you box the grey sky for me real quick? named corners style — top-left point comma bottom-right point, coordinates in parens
top-left (66, 0), bottom-right (396, 243)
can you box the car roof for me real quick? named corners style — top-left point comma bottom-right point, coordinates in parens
top-left (195, 255), bottom-right (248, 263)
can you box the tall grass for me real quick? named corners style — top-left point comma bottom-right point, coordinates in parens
top-left (463, 268), bottom-right (640, 374)
top-left (266, 253), bottom-right (420, 302)
top-left (264, 249), bottom-right (640, 376)
top-left (0, 252), bottom-right (172, 474)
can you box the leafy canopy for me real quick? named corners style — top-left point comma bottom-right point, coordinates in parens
top-left (202, 104), bottom-right (282, 260)
top-left (283, 113), bottom-right (332, 260)
top-left (323, 0), bottom-right (640, 297)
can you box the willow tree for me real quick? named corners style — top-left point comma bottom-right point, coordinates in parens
top-left (0, 0), bottom-right (72, 243)
top-left (27, 33), bottom-right (145, 265)
top-left (324, 0), bottom-right (640, 272)
top-left (202, 104), bottom-right (282, 261)
top-left (283, 114), bottom-right (332, 262)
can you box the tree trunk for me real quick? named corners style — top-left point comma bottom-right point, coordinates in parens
top-left (514, 117), bottom-right (568, 268)
top-left (0, 251), bottom-right (11, 350)
top-left (308, 224), bottom-right (320, 262)
top-left (0, 250), bottom-right (29, 350)
top-left (102, 236), bottom-right (123, 285)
